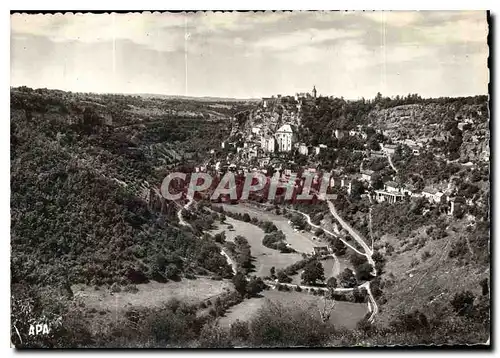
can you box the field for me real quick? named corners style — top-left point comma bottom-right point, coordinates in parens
top-left (211, 216), bottom-right (302, 277)
top-left (218, 289), bottom-right (368, 330)
top-left (72, 278), bottom-right (232, 318)
top-left (215, 203), bottom-right (319, 254)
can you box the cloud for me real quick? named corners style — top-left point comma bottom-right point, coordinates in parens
top-left (253, 27), bottom-right (361, 51)
top-left (11, 13), bottom-right (189, 52)
top-left (418, 13), bottom-right (488, 44)
top-left (361, 11), bottom-right (423, 27)
top-left (10, 11), bottom-right (489, 98)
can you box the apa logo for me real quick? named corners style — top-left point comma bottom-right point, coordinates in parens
top-left (28, 323), bottom-right (50, 336)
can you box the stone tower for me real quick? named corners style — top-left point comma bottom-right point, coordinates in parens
top-left (312, 85), bottom-right (317, 99)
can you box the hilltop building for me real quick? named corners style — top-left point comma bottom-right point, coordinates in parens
top-left (295, 85), bottom-right (318, 101)
top-left (275, 124), bottom-right (294, 152)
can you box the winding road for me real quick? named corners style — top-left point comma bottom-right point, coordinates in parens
top-left (290, 196), bottom-right (379, 323)
top-left (178, 196), bottom-right (379, 323)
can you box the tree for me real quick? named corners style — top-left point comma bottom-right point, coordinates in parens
top-left (371, 173), bottom-right (384, 190)
top-left (229, 320), bottom-right (250, 342)
top-left (372, 251), bottom-right (386, 274)
top-left (165, 263), bottom-right (181, 280)
top-left (270, 266), bottom-right (276, 278)
top-left (301, 260), bottom-right (325, 285)
top-left (332, 238), bottom-right (347, 256)
top-left (350, 251), bottom-right (367, 267)
top-left (290, 214), bottom-right (307, 230)
top-left (450, 290), bottom-right (475, 316)
top-left (338, 268), bottom-right (357, 288)
top-left (246, 277), bottom-right (266, 297)
top-left (326, 277), bottom-right (337, 290)
top-left (214, 231), bottom-right (226, 243)
top-left (355, 262), bottom-right (374, 281)
top-left (232, 272), bottom-right (247, 297)
top-left (277, 270), bottom-right (292, 283)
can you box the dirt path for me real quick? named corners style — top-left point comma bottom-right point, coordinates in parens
top-left (387, 153), bottom-right (399, 173)
top-left (288, 209), bottom-right (366, 257)
top-left (291, 200), bottom-right (379, 323)
top-left (331, 253), bottom-right (341, 277)
top-left (176, 196), bottom-right (194, 227)
top-left (220, 249), bottom-right (237, 274)
top-left (324, 200), bottom-right (375, 272)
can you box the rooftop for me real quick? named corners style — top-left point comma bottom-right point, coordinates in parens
top-left (423, 187), bottom-right (439, 194)
top-left (277, 124), bottom-right (293, 133)
top-left (385, 181), bottom-right (399, 188)
top-left (384, 144), bottom-right (398, 149)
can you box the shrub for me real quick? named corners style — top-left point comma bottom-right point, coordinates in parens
top-left (249, 301), bottom-right (333, 347)
top-left (450, 291), bottom-right (475, 316)
top-left (230, 320), bottom-right (250, 342)
top-left (198, 324), bottom-right (232, 348)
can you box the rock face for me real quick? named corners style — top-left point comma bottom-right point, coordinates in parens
top-left (230, 103), bottom-right (301, 143)
top-left (368, 102), bottom-right (489, 162)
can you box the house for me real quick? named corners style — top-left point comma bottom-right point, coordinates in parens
top-left (360, 169), bottom-right (375, 183)
top-left (422, 187), bottom-right (445, 203)
top-left (341, 178), bottom-right (353, 195)
top-left (298, 144), bottom-right (308, 155)
top-left (383, 144), bottom-right (398, 155)
top-left (313, 146), bottom-right (321, 155)
top-left (259, 157), bottom-right (270, 167)
top-left (295, 92), bottom-right (307, 101)
top-left (384, 181), bottom-right (400, 193)
top-left (313, 246), bottom-right (329, 256)
top-left (261, 136), bottom-right (276, 153)
top-left (374, 189), bottom-right (404, 203)
top-left (251, 126), bottom-right (262, 135)
top-left (411, 146), bottom-right (420, 156)
top-left (370, 150), bottom-right (386, 158)
top-left (401, 184), bottom-right (415, 197)
top-left (262, 96), bottom-right (281, 108)
top-left (275, 124), bottom-right (294, 152)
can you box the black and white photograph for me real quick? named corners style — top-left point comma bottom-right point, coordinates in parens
top-left (9, 10), bottom-right (491, 348)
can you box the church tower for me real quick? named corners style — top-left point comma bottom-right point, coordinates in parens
top-left (312, 85), bottom-right (317, 99)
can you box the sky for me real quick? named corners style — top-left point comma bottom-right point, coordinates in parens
top-left (10, 11), bottom-right (489, 99)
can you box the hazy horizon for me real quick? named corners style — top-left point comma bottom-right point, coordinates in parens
top-left (9, 85), bottom-right (488, 101)
top-left (11, 11), bottom-right (489, 99)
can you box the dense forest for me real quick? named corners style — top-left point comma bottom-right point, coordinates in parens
top-left (11, 87), bottom-right (239, 288)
